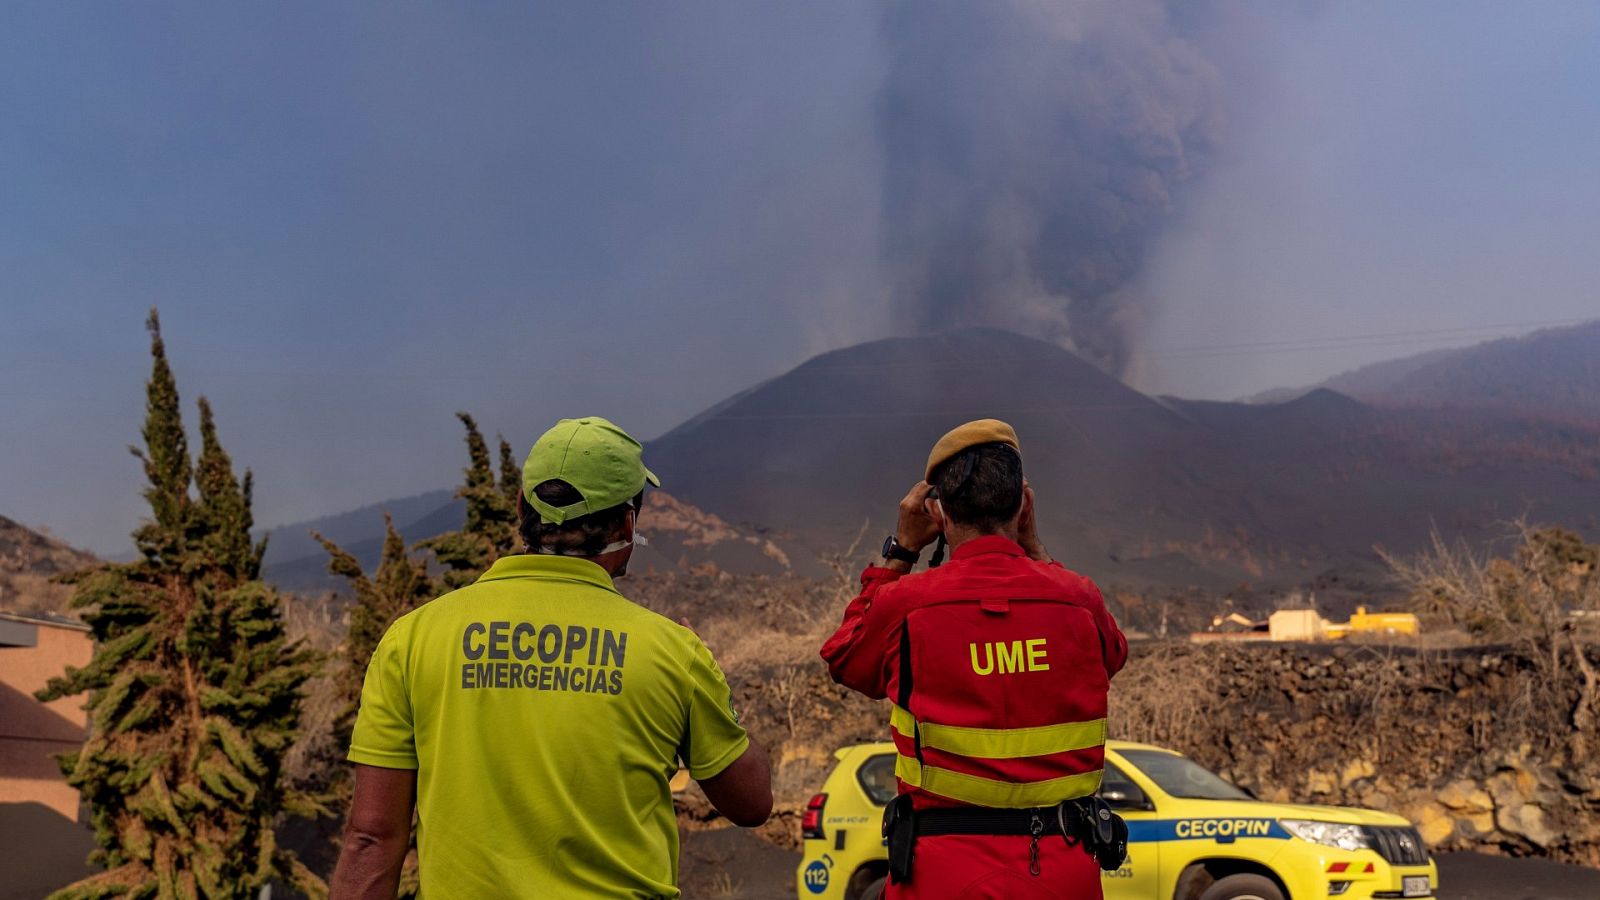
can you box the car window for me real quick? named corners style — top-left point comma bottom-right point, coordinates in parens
top-left (1097, 762), bottom-right (1151, 810)
top-left (858, 753), bottom-right (898, 806)
top-left (1118, 749), bottom-right (1253, 801)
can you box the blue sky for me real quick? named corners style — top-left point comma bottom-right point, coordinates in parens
top-left (3, 2), bottom-right (1599, 554)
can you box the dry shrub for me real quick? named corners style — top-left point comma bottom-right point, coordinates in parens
top-left (280, 592), bottom-right (346, 791)
top-left (636, 528), bottom-right (895, 835)
top-left (1108, 642), bottom-right (1217, 749)
top-left (0, 570), bottom-right (77, 616)
top-left (1381, 519), bottom-right (1600, 741)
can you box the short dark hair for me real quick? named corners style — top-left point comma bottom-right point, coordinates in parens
top-left (518, 480), bottom-right (641, 557)
top-left (930, 443), bottom-right (1023, 533)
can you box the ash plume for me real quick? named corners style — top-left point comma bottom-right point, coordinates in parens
top-left (878, 0), bottom-right (1227, 377)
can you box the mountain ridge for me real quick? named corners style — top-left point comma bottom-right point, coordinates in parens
top-left (1249, 320), bottom-right (1600, 415)
top-left (0, 515), bottom-right (98, 617)
top-left (646, 328), bottom-right (1600, 595)
top-left (254, 326), bottom-right (1600, 602)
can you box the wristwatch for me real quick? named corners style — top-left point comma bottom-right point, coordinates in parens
top-left (881, 535), bottom-right (921, 565)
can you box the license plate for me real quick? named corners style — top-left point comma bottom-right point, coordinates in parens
top-left (1402, 875), bottom-right (1431, 897)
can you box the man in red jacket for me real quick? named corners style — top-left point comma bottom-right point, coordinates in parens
top-left (821, 419), bottom-right (1129, 899)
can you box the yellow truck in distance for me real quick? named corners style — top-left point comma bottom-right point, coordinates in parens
top-left (1195, 607), bottom-right (1420, 644)
top-left (798, 740), bottom-right (1438, 900)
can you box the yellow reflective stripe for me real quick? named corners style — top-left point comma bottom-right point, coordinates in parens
top-left (890, 705), bottom-right (1106, 760)
top-left (890, 704), bottom-right (916, 741)
top-left (895, 754), bottom-right (1104, 808)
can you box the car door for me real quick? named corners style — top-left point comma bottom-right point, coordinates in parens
top-left (1099, 761), bottom-right (1161, 898)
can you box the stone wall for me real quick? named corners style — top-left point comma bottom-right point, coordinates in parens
top-left (1112, 642), bottom-right (1600, 865)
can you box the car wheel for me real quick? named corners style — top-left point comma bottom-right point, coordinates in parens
top-left (1198, 874), bottom-right (1285, 900)
top-left (857, 876), bottom-right (886, 900)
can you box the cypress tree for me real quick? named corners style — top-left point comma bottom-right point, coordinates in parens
top-left (314, 514), bottom-right (433, 781)
top-left (497, 433), bottom-right (521, 512)
top-left (36, 310), bottom-right (325, 900)
top-left (419, 413), bottom-right (518, 588)
top-left (315, 514), bottom-right (432, 897)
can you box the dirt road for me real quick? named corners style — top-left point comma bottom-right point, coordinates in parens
top-left (13, 799), bottom-right (1596, 898)
top-left (1435, 852), bottom-right (1600, 900)
top-left (680, 828), bottom-right (1600, 900)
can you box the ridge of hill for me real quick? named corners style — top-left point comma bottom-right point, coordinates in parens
top-left (649, 328), bottom-right (1600, 596)
top-left (649, 327), bottom-right (1195, 537)
top-left (258, 326), bottom-right (1600, 605)
top-left (260, 489), bottom-right (457, 572)
top-left (259, 489), bottom-right (799, 594)
top-left (258, 489), bottom-right (457, 593)
top-left (0, 515), bottom-right (98, 617)
top-left (1251, 320), bottom-right (1600, 415)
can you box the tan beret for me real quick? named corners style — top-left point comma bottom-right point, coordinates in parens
top-left (925, 419), bottom-right (1021, 482)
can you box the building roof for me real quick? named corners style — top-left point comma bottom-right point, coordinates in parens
top-left (0, 609), bottom-right (91, 633)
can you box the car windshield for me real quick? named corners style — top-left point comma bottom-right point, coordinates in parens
top-left (1118, 749), bottom-right (1253, 801)
top-left (859, 754), bottom-right (898, 806)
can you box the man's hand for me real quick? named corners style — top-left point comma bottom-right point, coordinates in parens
top-left (1017, 483), bottom-right (1052, 563)
top-left (893, 482), bottom-right (941, 555)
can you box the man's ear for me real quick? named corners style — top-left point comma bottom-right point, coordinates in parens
top-left (924, 496), bottom-right (946, 531)
top-left (1017, 486), bottom-right (1033, 523)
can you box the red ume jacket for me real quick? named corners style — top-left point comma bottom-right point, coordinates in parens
top-left (820, 535), bottom-right (1128, 811)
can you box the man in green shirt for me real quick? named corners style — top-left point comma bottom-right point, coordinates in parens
top-left (330, 417), bottom-right (771, 899)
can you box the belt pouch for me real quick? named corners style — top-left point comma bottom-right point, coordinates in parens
top-left (883, 794), bottom-right (916, 884)
top-left (1057, 798), bottom-right (1129, 871)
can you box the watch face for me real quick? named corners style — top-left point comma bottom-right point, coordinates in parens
top-left (882, 535), bottom-right (917, 563)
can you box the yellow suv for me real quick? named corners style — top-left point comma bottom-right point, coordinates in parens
top-left (797, 741), bottom-right (1438, 900)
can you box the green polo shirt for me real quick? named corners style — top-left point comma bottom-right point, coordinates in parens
top-left (349, 554), bottom-right (750, 899)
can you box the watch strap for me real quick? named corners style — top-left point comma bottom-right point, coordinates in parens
top-left (882, 535), bottom-right (921, 565)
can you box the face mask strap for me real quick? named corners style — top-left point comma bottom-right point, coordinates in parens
top-left (595, 502), bottom-right (640, 555)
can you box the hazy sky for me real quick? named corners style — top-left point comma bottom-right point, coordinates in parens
top-left (4, 2), bottom-right (1599, 554)
top-left (1138, 1), bottom-right (1600, 397)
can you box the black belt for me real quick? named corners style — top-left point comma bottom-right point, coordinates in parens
top-left (913, 806), bottom-right (1058, 837)
top-left (884, 795), bottom-right (1130, 884)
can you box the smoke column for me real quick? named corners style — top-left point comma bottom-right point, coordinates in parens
top-left (878, 0), bottom-right (1227, 376)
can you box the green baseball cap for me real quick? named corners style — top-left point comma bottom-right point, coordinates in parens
top-left (522, 417), bottom-right (660, 525)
